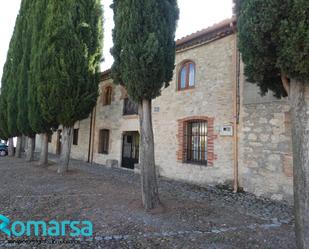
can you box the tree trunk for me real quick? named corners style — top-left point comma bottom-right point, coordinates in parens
top-left (138, 99), bottom-right (160, 210)
top-left (25, 136), bottom-right (35, 162)
top-left (58, 126), bottom-right (73, 174)
top-left (39, 133), bottom-right (49, 166)
top-left (289, 79), bottom-right (309, 249)
top-left (21, 135), bottom-right (26, 153)
top-left (15, 136), bottom-right (22, 158)
top-left (24, 136), bottom-right (28, 152)
top-left (8, 138), bottom-right (14, 157)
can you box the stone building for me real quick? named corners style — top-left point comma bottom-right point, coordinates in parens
top-left (39, 18), bottom-right (293, 202)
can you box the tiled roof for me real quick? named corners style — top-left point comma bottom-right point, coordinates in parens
top-left (101, 17), bottom-right (236, 79)
top-left (176, 17), bottom-right (236, 51)
top-left (100, 69), bottom-right (111, 81)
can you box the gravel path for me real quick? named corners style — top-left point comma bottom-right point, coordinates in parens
top-left (0, 155), bottom-right (296, 248)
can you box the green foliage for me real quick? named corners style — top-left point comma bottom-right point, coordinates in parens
top-left (111, 0), bottom-right (179, 102)
top-left (1, 0), bottom-right (36, 139)
top-left (237, 0), bottom-right (309, 97)
top-left (0, 29), bottom-right (17, 139)
top-left (17, 0), bottom-right (35, 136)
top-left (0, 94), bottom-right (9, 139)
top-left (233, 0), bottom-right (241, 16)
top-left (4, 2), bottom-right (24, 138)
top-left (1, 0), bottom-right (102, 140)
top-left (0, 61), bottom-right (11, 139)
top-left (28, 0), bottom-right (58, 134)
top-left (278, 0), bottom-right (309, 82)
top-left (38, 0), bottom-right (103, 127)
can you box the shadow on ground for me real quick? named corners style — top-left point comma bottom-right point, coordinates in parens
top-left (0, 156), bottom-right (296, 249)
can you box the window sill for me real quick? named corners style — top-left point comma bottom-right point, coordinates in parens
top-left (184, 160), bottom-right (208, 166)
top-left (123, 114), bottom-right (138, 119)
top-left (177, 87), bottom-right (195, 92)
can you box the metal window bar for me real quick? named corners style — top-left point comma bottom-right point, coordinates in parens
top-left (185, 120), bottom-right (207, 165)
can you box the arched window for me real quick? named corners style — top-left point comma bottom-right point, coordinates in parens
top-left (103, 86), bottom-right (113, 106)
top-left (178, 61), bottom-right (195, 90)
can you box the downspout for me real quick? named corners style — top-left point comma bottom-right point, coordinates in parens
top-left (90, 105), bottom-right (97, 164)
top-left (232, 22), bottom-right (240, 193)
top-left (87, 108), bottom-right (94, 163)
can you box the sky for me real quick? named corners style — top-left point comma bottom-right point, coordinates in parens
top-left (0, 0), bottom-right (233, 79)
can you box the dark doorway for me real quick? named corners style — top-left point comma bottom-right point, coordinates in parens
top-left (121, 132), bottom-right (139, 169)
top-left (56, 130), bottom-right (62, 155)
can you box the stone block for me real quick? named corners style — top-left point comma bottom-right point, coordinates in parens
top-left (248, 134), bottom-right (257, 141)
top-left (106, 159), bottom-right (118, 168)
top-left (271, 193), bottom-right (283, 201)
top-left (283, 155), bottom-right (293, 177)
top-left (134, 164), bottom-right (160, 177)
top-left (134, 163), bottom-right (141, 174)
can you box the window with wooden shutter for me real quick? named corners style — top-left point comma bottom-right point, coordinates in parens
top-left (123, 97), bottom-right (138, 115)
top-left (103, 86), bottom-right (113, 106)
top-left (99, 129), bottom-right (110, 154)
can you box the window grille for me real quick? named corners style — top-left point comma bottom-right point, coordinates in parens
top-left (185, 120), bottom-right (207, 165)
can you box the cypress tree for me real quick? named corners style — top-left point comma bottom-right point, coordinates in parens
top-left (0, 59), bottom-right (11, 151)
top-left (1, 0), bottom-right (37, 158)
top-left (0, 85), bottom-right (12, 155)
top-left (0, 91), bottom-right (9, 141)
top-left (28, 0), bottom-right (58, 166)
top-left (7, 6), bottom-right (24, 153)
top-left (237, 0), bottom-right (309, 247)
top-left (1, 4), bottom-right (23, 157)
top-left (111, 0), bottom-right (179, 210)
top-left (16, 0), bottom-right (37, 160)
top-left (0, 46), bottom-right (13, 142)
top-left (37, 0), bottom-right (103, 173)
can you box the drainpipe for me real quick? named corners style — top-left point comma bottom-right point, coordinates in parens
top-left (90, 105), bottom-right (97, 164)
top-left (232, 22), bottom-right (240, 193)
top-left (87, 108), bottom-right (94, 163)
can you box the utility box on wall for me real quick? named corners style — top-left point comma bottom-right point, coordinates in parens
top-left (220, 125), bottom-right (233, 136)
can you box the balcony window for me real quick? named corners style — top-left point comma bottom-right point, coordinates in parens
top-left (123, 98), bottom-right (138, 116)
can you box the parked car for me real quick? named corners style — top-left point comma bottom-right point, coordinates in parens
top-left (0, 143), bottom-right (8, 156)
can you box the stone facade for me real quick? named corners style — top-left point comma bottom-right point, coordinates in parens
top-left (151, 34), bottom-right (235, 185)
top-left (36, 18), bottom-right (294, 202)
top-left (91, 78), bottom-right (139, 166)
top-left (238, 65), bottom-right (293, 202)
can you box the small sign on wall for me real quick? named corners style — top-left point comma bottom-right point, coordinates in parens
top-left (153, 107), bottom-right (160, 113)
top-left (220, 125), bottom-right (233, 136)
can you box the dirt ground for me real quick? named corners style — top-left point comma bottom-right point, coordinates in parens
top-left (0, 156), bottom-right (296, 249)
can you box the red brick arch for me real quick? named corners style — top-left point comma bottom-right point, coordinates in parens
top-left (177, 116), bottom-right (217, 166)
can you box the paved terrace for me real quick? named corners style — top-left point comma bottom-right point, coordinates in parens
top-left (0, 156), bottom-right (296, 249)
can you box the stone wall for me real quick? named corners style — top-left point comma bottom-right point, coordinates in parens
top-left (36, 133), bottom-right (57, 154)
top-left (151, 34), bottom-right (236, 186)
top-left (71, 118), bottom-right (92, 162)
top-left (238, 64), bottom-right (293, 202)
top-left (39, 32), bottom-right (294, 202)
top-left (64, 34), bottom-right (237, 187)
top-left (38, 119), bottom-right (92, 161)
top-left (91, 78), bottom-right (139, 167)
